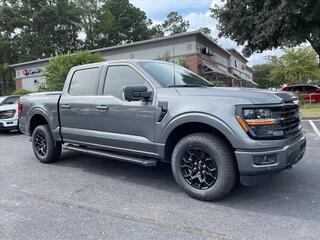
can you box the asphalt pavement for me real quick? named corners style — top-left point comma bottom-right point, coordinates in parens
top-left (0, 121), bottom-right (320, 240)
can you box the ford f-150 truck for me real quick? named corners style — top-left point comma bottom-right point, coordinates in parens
top-left (19, 60), bottom-right (306, 200)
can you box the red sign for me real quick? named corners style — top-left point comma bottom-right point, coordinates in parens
top-left (22, 67), bottom-right (41, 76)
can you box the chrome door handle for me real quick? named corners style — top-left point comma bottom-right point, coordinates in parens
top-left (61, 104), bottom-right (71, 109)
top-left (96, 105), bottom-right (109, 111)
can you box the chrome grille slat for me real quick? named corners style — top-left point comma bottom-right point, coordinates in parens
top-left (277, 102), bottom-right (300, 137)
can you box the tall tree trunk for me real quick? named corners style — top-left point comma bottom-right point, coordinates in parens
top-left (308, 38), bottom-right (320, 66)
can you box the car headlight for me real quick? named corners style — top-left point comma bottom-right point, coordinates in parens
top-left (236, 108), bottom-right (283, 139)
top-left (0, 110), bottom-right (16, 119)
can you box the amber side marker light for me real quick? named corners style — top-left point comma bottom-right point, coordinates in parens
top-left (236, 116), bottom-right (249, 132)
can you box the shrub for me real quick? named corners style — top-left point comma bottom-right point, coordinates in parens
top-left (45, 51), bottom-right (105, 91)
top-left (12, 89), bottom-right (32, 95)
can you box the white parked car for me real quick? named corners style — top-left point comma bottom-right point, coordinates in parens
top-left (0, 95), bottom-right (21, 132)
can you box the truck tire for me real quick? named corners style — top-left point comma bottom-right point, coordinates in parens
top-left (171, 133), bottom-right (237, 201)
top-left (32, 125), bottom-right (62, 163)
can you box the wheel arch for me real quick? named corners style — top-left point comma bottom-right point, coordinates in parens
top-left (161, 113), bottom-right (237, 162)
top-left (28, 109), bottom-right (51, 136)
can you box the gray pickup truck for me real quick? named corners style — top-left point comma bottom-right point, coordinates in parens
top-left (19, 60), bottom-right (306, 200)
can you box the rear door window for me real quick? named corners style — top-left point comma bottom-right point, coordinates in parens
top-left (69, 67), bottom-right (100, 96)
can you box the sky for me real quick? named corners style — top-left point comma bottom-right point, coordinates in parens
top-left (129, 0), bottom-right (284, 66)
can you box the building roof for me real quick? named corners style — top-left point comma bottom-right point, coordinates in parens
top-left (246, 65), bottom-right (255, 73)
top-left (10, 30), bottom-right (231, 68)
top-left (9, 57), bottom-right (50, 68)
top-left (227, 48), bottom-right (248, 63)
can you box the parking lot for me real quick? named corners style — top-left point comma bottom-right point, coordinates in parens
top-left (0, 120), bottom-right (320, 240)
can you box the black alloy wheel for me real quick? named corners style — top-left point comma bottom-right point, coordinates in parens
top-left (32, 125), bottom-right (62, 163)
top-left (180, 147), bottom-right (218, 190)
top-left (34, 132), bottom-right (48, 157)
top-left (171, 133), bottom-right (237, 201)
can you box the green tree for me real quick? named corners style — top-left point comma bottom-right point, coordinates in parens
top-left (0, 0), bottom-right (83, 62)
top-left (76, 0), bottom-right (101, 49)
top-left (162, 12), bottom-right (190, 35)
top-left (212, 0), bottom-right (320, 61)
top-left (45, 51), bottom-right (104, 91)
top-left (252, 64), bottom-right (275, 89)
top-left (80, 0), bottom-right (162, 48)
top-left (12, 89), bottom-right (32, 95)
top-left (268, 47), bottom-right (320, 85)
top-left (199, 27), bottom-right (211, 36)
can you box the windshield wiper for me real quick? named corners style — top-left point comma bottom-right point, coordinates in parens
top-left (168, 84), bottom-right (207, 88)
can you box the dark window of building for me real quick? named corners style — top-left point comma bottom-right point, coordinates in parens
top-left (234, 60), bottom-right (237, 68)
top-left (69, 67), bottom-right (100, 96)
top-left (104, 65), bottom-right (149, 100)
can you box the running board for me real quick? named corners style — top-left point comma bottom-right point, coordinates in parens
top-left (63, 144), bottom-right (158, 167)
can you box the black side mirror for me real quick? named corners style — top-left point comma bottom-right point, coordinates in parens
top-left (124, 86), bottom-right (152, 101)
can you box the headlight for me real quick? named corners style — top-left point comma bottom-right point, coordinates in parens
top-left (0, 110), bottom-right (16, 119)
top-left (236, 108), bottom-right (283, 139)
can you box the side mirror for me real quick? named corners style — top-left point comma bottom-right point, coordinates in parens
top-left (124, 85), bottom-right (152, 102)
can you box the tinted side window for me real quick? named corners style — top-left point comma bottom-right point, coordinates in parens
top-left (292, 86), bottom-right (303, 92)
top-left (69, 68), bottom-right (100, 96)
top-left (305, 86), bottom-right (317, 93)
top-left (104, 65), bottom-right (150, 100)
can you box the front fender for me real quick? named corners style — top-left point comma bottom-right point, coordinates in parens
top-left (159, 112), bottom-right (238, 147)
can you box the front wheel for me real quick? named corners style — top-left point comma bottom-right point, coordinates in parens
top-left (32, 125), bottom-right (62, 163)
top-left (171, 133), bottom-right (237, 201)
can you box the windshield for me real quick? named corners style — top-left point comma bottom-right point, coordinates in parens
top-left (139, 61), bottom-right (212, 87)
top-left (0, 96), bottom-right (20, 106)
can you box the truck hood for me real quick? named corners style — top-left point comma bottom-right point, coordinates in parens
top-left (176, 87), bottom-right (296, 104)
top-left (0, 104), bottom-right (18, 111)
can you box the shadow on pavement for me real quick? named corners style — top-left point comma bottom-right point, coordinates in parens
top-left (52, 143), bottom-right (320, 222)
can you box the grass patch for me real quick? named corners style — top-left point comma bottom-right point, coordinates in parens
top-left (300, 104), bottom-right (320, 119)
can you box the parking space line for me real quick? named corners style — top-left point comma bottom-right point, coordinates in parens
top-left (309, 120), bottom-right (320, 138)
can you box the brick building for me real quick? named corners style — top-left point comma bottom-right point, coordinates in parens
top-left (10, 31), bottom-right (257, 91)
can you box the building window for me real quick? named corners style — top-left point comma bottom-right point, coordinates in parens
top-left (234, 60), bottom-right (237, 68)
top-left (201, 46), bottom-right (215, 58)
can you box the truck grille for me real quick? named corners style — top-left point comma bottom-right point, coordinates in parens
top-left (0, 110), bottom-right (15, 119)
top-left (273, 103), bottom-right (301, 137)
top-left (0, 111), bottom-right (8, 119)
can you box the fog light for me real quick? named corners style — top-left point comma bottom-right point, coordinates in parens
top-left (253, 154), bottom-right (277, 165)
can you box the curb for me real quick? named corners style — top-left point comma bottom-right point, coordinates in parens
top-left (302, 118), bottom-right (320, 120)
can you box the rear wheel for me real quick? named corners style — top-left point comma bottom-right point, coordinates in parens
top-left (171, 133), bottom-right (237, 201)
top-left (32, 125), bottom-right (62, 163)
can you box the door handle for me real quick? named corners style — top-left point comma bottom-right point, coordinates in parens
top-left (61, 104), bottom-right (71, 109)
top-left (96, 105), bottom-right (109, 111)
